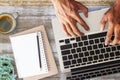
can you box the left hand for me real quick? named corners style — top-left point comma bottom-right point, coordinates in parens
top-left (100, 3), bottom-right (120, 45)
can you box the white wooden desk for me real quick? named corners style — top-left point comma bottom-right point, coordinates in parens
top-left (0, 6), bottom-right (120, 80)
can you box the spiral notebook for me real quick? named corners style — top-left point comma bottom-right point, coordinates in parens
top-left (10, 25), bottom-right (58, 80)
top-left (10, 32), bottom-right (48, 78)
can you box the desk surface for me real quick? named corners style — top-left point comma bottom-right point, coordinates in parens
top-left (0, 6), bottom-right (120, 80)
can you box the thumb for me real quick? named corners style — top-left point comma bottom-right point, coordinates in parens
top-left (100, 15), bottom-right (108, 31)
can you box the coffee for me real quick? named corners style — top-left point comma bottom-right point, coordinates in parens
top-left (0, 13), bottom-right (16, 34)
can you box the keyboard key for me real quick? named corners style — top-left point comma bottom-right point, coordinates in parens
top-left (71, 49), bottom-right (76, 54)
top-left (88, 57), bottom-right (93, 61)
top-left (81, 36), bottom-right (87, 40)
top-left (83, 58), bottom-right (87, 62)
top-left (110, 52), bottom-right (115, 57)
top-left (101, 49), bottom-right (105, 53)
top-left (67, 77), bottom-right (72, 79)
top-left (73, 43), bottom-right (78, 48)
top-left (65, 39), bottom-right (70, 44)
top-left (64, 66), bottom-right (69, 69)
top-left (70, 65), bottom-right (75, 68)
top-left (60, 44), bottom-right (72, 50)
top-left (95, 50), bottom-right (100, 54)
top-left (93, 61), bottom-right (97, 63)
top-left (87, 46), bottom-right (92, 50)
top-left (97, 73), bottom-right (101, 77)
top-left (104, 53), bottom-right (109, 58)
top-left (95, 39), bottom-right (99, 43)
top-left (62, 50), bottom-right (70, 55)
top-left (84, 52), bottom-right (89, 56)
top-left (90, 51), bottom-right (94, 55)
top-left (72, 76), bottom-right (77, 79)
top-left (88, 32), bottom-right (106, 39)
top-left (89, 40), bottom-right (94, 44)
top-left (93, 45), bottom-right (98, 49)
top-left (62, 56), bottom-right (67, 60)
top-left (73, 54), bottom-right (78, 59)
top-left (81, 63), bottom-right (86, 65)
top-left (78, 42), bottom-right (83, 46)
top-left (70, 38), bottom-right (75, 41)
top-left (100, 38), bottom-right (105, 42)
top-left (87, 62), bottom-right (92, 64)
top-left (72, 60), bottom-right (77, 64)
top-left (76, 48), bottom-right (81, 52)
top-left (99, 54), bottom-right (104, 59)
top-left (115, 51), bottom-right (120, 56)
top-left (81, 77), bottom-right (86, 80)
top-left (59, 40), bottom-right (64, 43)
top-left (98, 60), bottom-right (103, 62)
top-left (76, 64), bottom-right (80, 67)
top-left (86, 76), bottom-right (90, 78)
top-left (93, 56), bottom-right (98, 60)
top-left (84, 41), bottom-right (89, 45)
top-left (68, 55), bottom-right (73, 59)
top-left (82, 47), bottom-right (87, 51)
top-left (106, 48), bottom-right (111, 52)
top-left (98, 44), bottom-right (103, 48)
top-left (117, 45), bottom-right (120, 50)
top-left (76, 37), bottom-right (81, 42)
top-left (64, 61), bottom-right (71, 66)
top-left (79, 53), bottom-right (84, 57)
top-left (77, 59), bottom-right (82, 63)
top-left (111, 47), bottom-right (116, 51)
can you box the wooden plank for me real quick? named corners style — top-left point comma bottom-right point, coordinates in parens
top-left (0, 6), bottom-right (57, 54)
top-left (0, 0), bottom-right (115, 6)
top-left (1, 6), bottom-right (120, 80)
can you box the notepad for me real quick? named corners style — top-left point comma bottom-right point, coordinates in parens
top-left (10, 32), bottom-right (48, 78)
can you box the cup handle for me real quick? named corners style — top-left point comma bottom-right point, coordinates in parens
top-left (12, 12), bottom-right (19, 19)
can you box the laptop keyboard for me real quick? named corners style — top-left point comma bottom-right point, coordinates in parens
top-left (67, 59), bottom-right (120, 80)
top-left (58, 31), bottom-right (120, 80)
top-left (59, 32), bottom-right (120, 69)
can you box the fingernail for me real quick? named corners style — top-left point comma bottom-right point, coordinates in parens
top-left (109, 43), bottom-right (112, 45)
top-left (105, 43), bottom-right (108, 45)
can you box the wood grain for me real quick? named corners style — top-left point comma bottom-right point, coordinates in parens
top-left (0, 0), bottom-right (115, 6)
top-left (0, 6), bottom-right (120, 80)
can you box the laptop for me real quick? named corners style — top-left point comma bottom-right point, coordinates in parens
top-left (52, 7), bottom-right (120, 80)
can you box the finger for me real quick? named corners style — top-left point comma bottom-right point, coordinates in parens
top-left (110, 25), bottom-right (120, 45)
top-left (72, 13), bottom-right (90, 31)
top-left (65, 23), bottom-right (77, 36)
top-left (100, 14), bottom-right (108, 31)
top-left (68, 20), bottom-right (84, 36)
top-left (61, 23), bottom-right (70, 36)
top-left (105, 22), bottom-right (114, 45)
top-left (75, 1), bottom-right (88, 17)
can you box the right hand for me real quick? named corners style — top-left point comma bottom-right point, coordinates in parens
top-left (52, 0), bottom-right (90, 36)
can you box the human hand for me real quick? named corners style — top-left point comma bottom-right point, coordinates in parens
top-left (52, 0), bottom-right (89, 36)
top-left (101, 1), bottom-right (120, 45)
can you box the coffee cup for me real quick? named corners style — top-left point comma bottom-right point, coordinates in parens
top-left (0, 13), bottom-right (18, 34)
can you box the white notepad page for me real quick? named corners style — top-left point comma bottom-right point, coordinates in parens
top-left (10, 32), bottom-right (48, 78)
